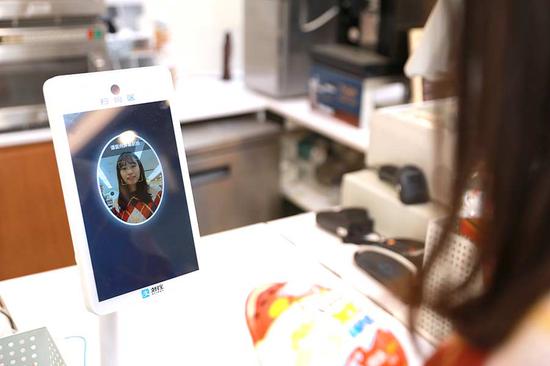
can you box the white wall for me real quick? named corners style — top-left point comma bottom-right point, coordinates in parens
top-left (144, 0), bottom-right (244, 78)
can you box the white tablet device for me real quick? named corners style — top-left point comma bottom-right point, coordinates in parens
top-left (43, 66), bottom-right (200, 315)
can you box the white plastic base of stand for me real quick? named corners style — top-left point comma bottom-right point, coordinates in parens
top-left (100, 312), bottom-right (118, 366)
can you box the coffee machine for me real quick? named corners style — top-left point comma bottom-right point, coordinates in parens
top-left (244, 0), bottom-right (425, 98)
top-left (308, 0), bottom-right (426, 127)
top-left (336, 0), bottom-right (425, 64)
top-left (244, 0), bottom-right (339, 98)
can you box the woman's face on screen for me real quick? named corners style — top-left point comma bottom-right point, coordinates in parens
top-left (119, 157), bottom-right (140, 186)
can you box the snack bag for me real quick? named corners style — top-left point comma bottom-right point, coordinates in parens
top-left (246, 283), bottom-right (408, 366)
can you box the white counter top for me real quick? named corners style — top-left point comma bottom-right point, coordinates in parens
top-left (268, 212), bottom-right (443, 345)
top-left (267, 213), bottom-right (405, 315)
top-left (0, 223), bottom-right (334, 365)
top-left (175, 76), bottom-right (369, 151)
top-left (0, 218), bottom-right (434, 365)
top-left (176, 77), bottom-right (268, 123)
top-left (0, 128), bottom-right (52, 149)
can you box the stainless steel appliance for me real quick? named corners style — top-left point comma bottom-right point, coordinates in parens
top-left (0, 0), bottom-right (110, 132)
top-left (0, 0), bottom-right (104, 20)
top-left (244, 0), bottom-right (338, 98)
top-left (182, 117), bottom-right (281, 236)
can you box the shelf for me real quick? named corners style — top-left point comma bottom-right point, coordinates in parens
top-left (268, 98), bottom-right (370, 153)
top-left (281, 178), bottom-right (339, 212)
top-left (174, 76), bottom-right (370, 152)
top-left (1, 78), bottom-right (370, 153)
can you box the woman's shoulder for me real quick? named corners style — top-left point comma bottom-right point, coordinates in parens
top-left (487, 294), bottom-right (550, 365)
top-left (111, 194), bottom-right (120, 210)
top-left (148, 185), bottom-right (162, 197)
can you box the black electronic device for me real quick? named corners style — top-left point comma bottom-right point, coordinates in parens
top-left (336, 0), bottom-right (425, 64)
top-left (354, 237), bottom-right (424, 268)
top-left (316, 207), bottom-right (425, 268)
top-left (378, 164), bottom-right (429, 204)
top-left (378, 164), bottom-right (399, 183)
top-left (336, 0), bottom-right (364, 46)
top-left (377, 0), bottom-right (426, 62)
top-left (311, 43), bottom-right (403, 79)
top-left (316, 207), bottom-right (374, 241)
top-left (354, 247), bottom-right (416, 303)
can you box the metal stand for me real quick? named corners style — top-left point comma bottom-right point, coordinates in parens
top-left (99, 312), bottom-right (118, 366)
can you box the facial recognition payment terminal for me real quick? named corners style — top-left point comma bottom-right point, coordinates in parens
top-left (44, 67), bottom-right (200, 315)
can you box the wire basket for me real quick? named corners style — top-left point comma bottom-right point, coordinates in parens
top-left (416, 218), bottom-right (480, 343)
top-left (0, 328), bottom-right (65, 366)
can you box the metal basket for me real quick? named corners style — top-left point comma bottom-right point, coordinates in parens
top-left (0, 328), bottom-right (65, 366)
top-left (416, 218), bottom-right (480, 343)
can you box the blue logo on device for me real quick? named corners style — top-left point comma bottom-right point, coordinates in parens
top-left (141, 289), bottom-right (151, 299)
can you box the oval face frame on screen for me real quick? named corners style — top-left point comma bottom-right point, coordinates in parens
top-left (97, 133), bottom-right (165, 226)
top-left (43, 67), bottom-right (201, 315)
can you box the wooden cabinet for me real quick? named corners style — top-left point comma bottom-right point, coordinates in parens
top-left (0, 142), bottom-right (74, 280)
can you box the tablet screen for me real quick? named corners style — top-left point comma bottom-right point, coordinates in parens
top-left (64, 101), bottom-right (199, 301)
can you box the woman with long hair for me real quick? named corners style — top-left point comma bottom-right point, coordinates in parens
top-left (112, 152), bottom-right (162, 224)
top-left (416, 0), bottom-right (550, 364)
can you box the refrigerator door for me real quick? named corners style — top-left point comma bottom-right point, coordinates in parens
top-left (183, 117), bottom-right (281, 235)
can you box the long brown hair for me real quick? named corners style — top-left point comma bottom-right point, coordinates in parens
top-left (416, 0), bottom-right (550, 350)
top-left (116, 152), bottom-right (152, 210)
